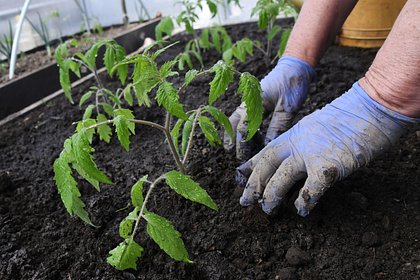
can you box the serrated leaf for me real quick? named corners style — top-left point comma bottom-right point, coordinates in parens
top-left (131, 175), bottom-right (147, 208)
top-left (132, 55), bottom-right (160, 105)
top-left (232, 38), bottom-right (253, 63)
top-left (278, 28), bottom-right (291, 57)
top-left (79, 91), bottom-right (93, 108)
top-left (238, 73), bottom-right (263, 140)
top-left (184, 69), bottom-right (199, 86)
top-left (144, 212), bottom-right (192, 262)
top-left (209, 61), bottom-right (234, 105)
top-left (83, 104), bottom-right (95, 120)
top-left (104, 47), bottom-right (115, 76)
top-left (101, 102), bottom-right (114, 117)
top-left (75, 118), bottom-right (96, 144)
top-left (204, 106), bottom-right (233, 141)
top-left (160, 60), bottom-right (178, 79)
top-left (222, 48), bottom-right (233, 63)
top-left (107, 240), bottom-right (143, 270)
top-left (71, 130), bottom-right (113, 184)
top-left (96, 114), bottom-right (112, 143)
top-left (165, 170), bottom-right (218, 211)
top-left (155, 17), bottom-right (174, 43)
top-left (122, 84), bottom-right (134, 106)
top-left (181, 113), bottom-right (195, 156)
top-left (268, 25), bottom-right (281, 41)
top-left (156, 82), bottom-right (188, 120)
top-left (171, 119), bottom-right (184, 156)
top-left (210, 28), bottom-right (221, 52)
top-left (53, 150), bottom-right (94, 226)
top-left (198, 116), bottom-right (222, 146)
top-left (59, 61), bottom-right (73, 104)
top-left (119, 207), bottom-right (139, 239)
top-left (113, 109), bottom-right (135, 148)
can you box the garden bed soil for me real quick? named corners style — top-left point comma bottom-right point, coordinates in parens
top-left (0, 20), bottom-right (152, 85)
top-left (1, 20), bottom-right (420, 280)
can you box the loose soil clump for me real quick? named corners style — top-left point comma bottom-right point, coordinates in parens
top-left (1, 20), bottom-right (419, 280)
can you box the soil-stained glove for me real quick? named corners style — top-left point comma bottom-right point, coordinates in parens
top-left (236, 82), bottom-right (420, 217)
top-left (224, 56), bottom-right (315, 162)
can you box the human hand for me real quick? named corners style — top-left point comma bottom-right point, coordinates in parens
top-left (223, 56), bottom-right (315, 162)
top-left (236, 83), bottom-right (418, 216)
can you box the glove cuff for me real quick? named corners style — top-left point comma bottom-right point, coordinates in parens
top-left (353, 82), bottom-right (420, 128)
top-left (278, 55), bottom-right (316, 81)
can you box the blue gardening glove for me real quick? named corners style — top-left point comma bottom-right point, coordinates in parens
top-left (223, 56), bottom-right (315, 162)
top-left (236, 82), bottom-right (420, 217)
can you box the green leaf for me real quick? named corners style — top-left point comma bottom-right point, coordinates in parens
top-left (181, 113), bottom-right (195, 155)
top-left (96, 114), bottom-right (112, 143)
top-left (171, 119), bottom-right (184, 156)
top-left (206, 0), bottom-right (218, 18)
top-left (232, 38), bottom-right (253, 63)
top-left (131, 175), bottom-right (148, 208)
top-left (123, 84), bottom-right (134, 106)
top-left (54, 151), bottom-right (94, 226)
top-left (160, 60), bottom-right (178, 79)
top-left (101, 102), bottom-right (114, 117)
top-left (210, 28), bottom-right (221, 52)
top-left (119, 207), bottom-right (139, 239)
top-left (278, 28), bottom-right (291, 57)
top-left (198, 116), bottom-right (221, 146)
top-left (209, 61), bottom-right (234, 105)
top-left (79, 91), bottom-right (93, 108)
top-left (83, 104), bottom-right (95, 120)
top-left (59, 61), bottom-right (73, 104)
top-left (165, 170), bottom-right (218, 211)
top-left (155, 17), bottom-right (174, 43)
top-left (75, 118), bottom-right (96, 144)
top-left (184, 69), bottom-right (199, 85)
top-left (156, 82), bottom-right (188, 120)
top-left (222, 48), bottom-right (233, 63)
top-left (199, 29), bottom-right (211, 49)
top-left (238, 73), bottom-right (263, 140)
top-left (132, 55), bottom-right (160, 105)
top-left (114, 109), bottom-right (135, 152)
top-left (107, 240), bottom-right (144, 270)
top-left (268, 25), bottom-right (281, 41)
top-left (71, 130), bottom-right (113, 184)
top-left (204, 106), bottom-right (233, 141)
top-left (144, 212), bottom-right (192, 262)
top-left (104, 47), bottom-right (115, 76)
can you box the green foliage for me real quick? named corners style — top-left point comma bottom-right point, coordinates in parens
top-left (144, 212), bottom-right (192, 262)
top-left (277, 27), bottom-right (292, 57)
top-left (0, 21), bottom-right (14, 64)
top-left (198, 116), bottom-right (222, 145)
top-left (114, 109), bottom-right (136, 151)
top-left (107, 240), bottom-right (144, 270)
top-left (155, 17), bottom-right (174, 43)
top-left (26, 12), bottom-right (52, 56)
top-left (54, 40), bottom-right (264, 272)
top-left (237, 73), bottom-right (263, 140)
top-left (165, 170), bottom-right (218, 210)
top-left (209, 61), bottom-right (234, 105)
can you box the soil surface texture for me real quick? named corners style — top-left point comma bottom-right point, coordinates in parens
top-left (1, 20), bottom-right (420, 280)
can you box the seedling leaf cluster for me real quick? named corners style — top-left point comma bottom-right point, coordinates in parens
top-left (54, 37), bottom-right (263, 270)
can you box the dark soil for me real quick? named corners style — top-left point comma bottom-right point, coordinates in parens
top-left (0, 22), bottom-right (144, 85)
top-left (1, 20), bottom-right (420, 280)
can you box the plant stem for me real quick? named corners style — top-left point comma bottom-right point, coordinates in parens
top-left (182, 107), bottom-right (202, 165)
top-left (130, 175), bottom-right (165, 244)
top-left (265, 18), bottom-right (274, 67)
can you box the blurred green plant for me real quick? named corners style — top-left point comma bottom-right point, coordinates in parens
top-left (0, 20), bottom-right (14, 64)
top-left (26, 12), bottom-right (52, 56)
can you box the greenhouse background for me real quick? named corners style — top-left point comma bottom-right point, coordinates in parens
top-left (0, 0), bottom-right (263, 59)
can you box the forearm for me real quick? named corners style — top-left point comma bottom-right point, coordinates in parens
top-left (284, 0), bottom-right (357, 67)
top-left (359, 0), bottom-right (420, 118)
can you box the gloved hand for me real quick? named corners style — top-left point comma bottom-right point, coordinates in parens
top-left (236, 82), bottom-right (419, 217)
top-left (223, 56), bottom-right (315, 162)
